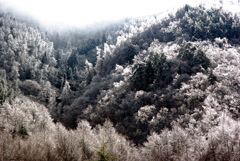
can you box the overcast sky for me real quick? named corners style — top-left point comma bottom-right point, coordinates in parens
top-left (0, 0), bottom-right (239, 28)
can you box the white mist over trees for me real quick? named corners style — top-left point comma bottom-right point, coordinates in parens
top-left (1, 0), bottom-right (240, 29)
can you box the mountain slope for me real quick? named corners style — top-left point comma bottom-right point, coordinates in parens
top-left (0, 3), bottom-right (239, 161)
top-left (60, 5), bottom-right (240, 145)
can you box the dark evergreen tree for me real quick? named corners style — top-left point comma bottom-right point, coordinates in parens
top-left (208, 70), bottom-right (217, 85)
top-left (102, 34), bottom-right (107, 44)
top-left (131, 63), bottom-right (146, 91)
top-left (150, 53), bottom-right (172, 88)
top-left (67, 50), bottom-right (78, 69)
top-left (177, 43), bottom-right (195, 66)
top-left (193, 50), bottom-right (210, 70)
top-left (0, 70), bottom-right (7, 105)
top-left (41, 52), bottom-right (48, 64)
top-left (126, 44), bottom-right (138, 64)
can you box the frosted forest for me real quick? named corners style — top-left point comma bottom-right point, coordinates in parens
top-left (0, 1), bottom-right (240, 161)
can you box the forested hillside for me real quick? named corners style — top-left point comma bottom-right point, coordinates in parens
top-left (0, 4), bottom-right (240, 161)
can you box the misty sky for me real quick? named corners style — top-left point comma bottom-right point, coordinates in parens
top-left (0, 0), bottom-right (238, 28)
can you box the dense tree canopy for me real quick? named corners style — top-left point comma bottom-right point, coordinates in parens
top-left (0, 4), bottom-right (240, 160)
